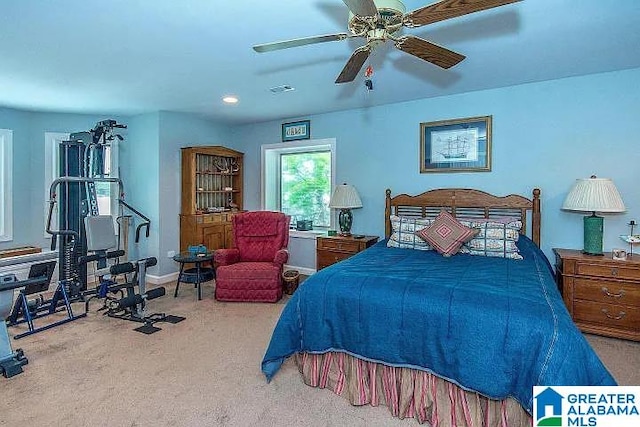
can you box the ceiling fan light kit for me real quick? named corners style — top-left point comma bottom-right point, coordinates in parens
top-left (253, 0), bottom-right (522, 84)
top-left (347, 0), bottom-right (406, 39)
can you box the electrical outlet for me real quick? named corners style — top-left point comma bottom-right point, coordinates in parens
top-left (167, 250), bottom-right (176, 258)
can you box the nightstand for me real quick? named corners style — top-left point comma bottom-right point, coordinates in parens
top-left (553, 248), bottom-right (640, 341)
top-left (316, 235), bottom-right (378, 270)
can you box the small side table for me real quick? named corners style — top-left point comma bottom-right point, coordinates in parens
top-left (316, 235), bottom-right (379, 270)
top-left (553, 248), bottom-right (640, 342)
top-left (173, 252), bottom-right (215, 300)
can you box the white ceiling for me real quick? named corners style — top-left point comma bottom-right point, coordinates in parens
top-left (1, 0), bottom-right (639, 125)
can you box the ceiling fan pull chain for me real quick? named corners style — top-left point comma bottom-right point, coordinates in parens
top-left (364, 65), bottom-right (374, 78)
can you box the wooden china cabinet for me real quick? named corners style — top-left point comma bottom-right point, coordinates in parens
top-left (179, 146), bottom-right (244, 252)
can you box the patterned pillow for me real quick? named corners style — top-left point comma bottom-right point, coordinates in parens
top-left (387, 215), bottom-right (434, 250)
top-left (458, 217), bottom-right (524, 260)
top-left (459, 240), bottom-right (523, 259)
top-left (416, 211), bottom-right (478, 257)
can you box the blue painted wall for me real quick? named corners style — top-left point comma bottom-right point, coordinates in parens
top-left (0, 108), bottom-right (129, 251)
top-left (233, 68), bottom-right (640, 267)
top-left (3, 68), bottom-right (640, 275)
top-left (155, 111), bottom-right (232, 275)
top-left (120, 112), bottom-right (160, 263)
top-left (0, 108), bottom-right (232, 277)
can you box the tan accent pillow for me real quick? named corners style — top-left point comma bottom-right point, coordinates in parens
top-left (416, 211), bottom-right (478, 257)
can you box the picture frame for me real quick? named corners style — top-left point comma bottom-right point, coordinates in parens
top-left (282, 120), bottom-right (311, 142)
top-left (420, 115), bottom-right (492, 173)
top-left (612, 249), bottom-right (628, 261)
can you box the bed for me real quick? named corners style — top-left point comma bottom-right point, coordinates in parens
top-left (262, 188), bottom-right (616, 426)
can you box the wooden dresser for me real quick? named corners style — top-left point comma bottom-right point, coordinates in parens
top-left (553, 248), bottom-right (640, 341)
top-left (316, 235), bottom-right (378, 270)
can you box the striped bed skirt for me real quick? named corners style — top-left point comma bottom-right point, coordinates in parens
top-left (295, 352), bottom-right (532, 426)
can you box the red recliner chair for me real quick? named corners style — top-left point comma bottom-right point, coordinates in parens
top-left (214, 211), bottom-right (290, 302)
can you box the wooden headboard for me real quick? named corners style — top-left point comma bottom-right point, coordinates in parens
top-left (384, 188), bottom-right (541, 247)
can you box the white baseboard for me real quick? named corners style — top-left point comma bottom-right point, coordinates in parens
top-left (146, 271), bottom-right (179, 285)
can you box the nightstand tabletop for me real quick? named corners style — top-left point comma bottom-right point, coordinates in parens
top-left (318, 235), bottom-right (379, 243)
top-left (552, 248), bottom-right (640, 265)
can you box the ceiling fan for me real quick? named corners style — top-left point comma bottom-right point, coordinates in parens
top-left (253, 0), bottom-right (522, 84)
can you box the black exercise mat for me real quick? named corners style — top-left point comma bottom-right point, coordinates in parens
top-left (134, 324), bottom-right (162, 334)
top-left (162, 315), bottom-right (186, 324)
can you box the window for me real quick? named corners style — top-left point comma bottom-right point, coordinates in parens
top-left (0, 129), bottom-right (12, 241)
top-left (262, 138), bottom-right (336, 229)
top-left (94, 143), bottom-right (116, 215)
top-left (44, 132), bottom-right (68, 235)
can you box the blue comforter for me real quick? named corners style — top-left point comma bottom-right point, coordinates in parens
top-left (262, 237), bottom-right (616, 413)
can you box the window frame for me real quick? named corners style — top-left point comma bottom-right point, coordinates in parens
top-left (44, 132), bottom-right (69, 237)
top-left (0, 129), bottom-right (13, 242)
top-left (261, 138), bottom-right (336, 234)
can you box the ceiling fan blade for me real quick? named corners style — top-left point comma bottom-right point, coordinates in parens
top-left (253, 33), bottom-right (349, 53)
top-left (404, 0), bottom-right (522, 27)
top-left (335, 46), bottom-right (371, 84)
top-left (395, 35), bottom-right (465, 69)
top-left (342, 0), bottom-right (378, 18)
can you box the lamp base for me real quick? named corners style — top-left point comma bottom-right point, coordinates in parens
top-left (583, 213), bottom-right (604, 256)
top-left (338, 209), bottom-right (353, 236)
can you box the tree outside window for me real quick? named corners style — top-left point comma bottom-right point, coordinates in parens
top-left (280, 151), bottom-right (331, 227)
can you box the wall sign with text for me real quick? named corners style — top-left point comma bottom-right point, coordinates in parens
top-left (282, 120), bottom-right (311, 142)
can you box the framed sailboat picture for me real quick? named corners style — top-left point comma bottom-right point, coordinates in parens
top-left (420, 116), bottom-right (492, 173)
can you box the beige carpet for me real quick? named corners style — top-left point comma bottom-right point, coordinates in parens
top-left (2, 281), bottom-right (639, 427)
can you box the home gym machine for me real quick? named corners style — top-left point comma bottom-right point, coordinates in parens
top-left (47, 119), bottom-right (140, 292)
top-left (41, 119), bottom-right (183, 334)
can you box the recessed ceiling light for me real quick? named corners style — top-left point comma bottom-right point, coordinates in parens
top-left (222, 95), bottom-right (238, 104)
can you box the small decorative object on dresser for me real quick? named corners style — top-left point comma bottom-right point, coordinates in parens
top-left (316, 234), bottom-right (378, 270)
top-left (553, 248), bottom-right (640, 341)
top-left (612, 249), bottom-right (627, 261)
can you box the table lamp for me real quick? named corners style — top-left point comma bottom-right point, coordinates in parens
top-left (329, 183), bottom-right (362, 236)
top-left (562, 176), bottom-right (626, 255)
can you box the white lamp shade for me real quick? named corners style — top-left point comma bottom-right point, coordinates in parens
top-left (562, 177), bottom-right (626, 213)
top-left (329, 184), bottom-right (362, 209)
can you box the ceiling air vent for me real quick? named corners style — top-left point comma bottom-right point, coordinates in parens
top-left (269, 85), bottom-right (295, 93)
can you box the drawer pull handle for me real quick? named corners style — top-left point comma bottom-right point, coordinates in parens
top-left (610, 268), bottom-right (618, 276)
top-left (601, 309), bottom-right (626, 320)
top-left (601, 287), bottom-right (625, 298)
